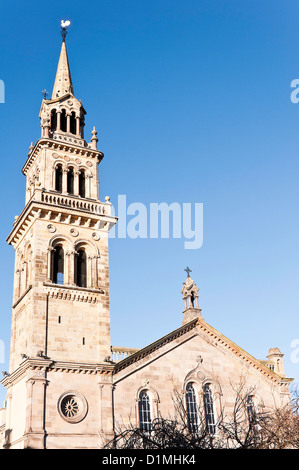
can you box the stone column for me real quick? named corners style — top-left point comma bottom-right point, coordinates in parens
top-left (15, 269), bottom-right (21, 300)
top-left (97, 379), bottom-right (115, 446)
top-left (25, 378), bottom-right (35, 434)
top-left (74, 170), bottom-right (80, 196)
top-left (65, 251), bottom-right (71, 285)
top-left (43, 125), bottom-right (50, 138)
top-left (87, 255), bottom-right (93, 288)
top-left (24, 370), bottom-right (48, 449)
top-left (71, 251), bottom-right (78, 286)
top-left (86, 174), bottom-right (92, 198)
top-left (62, 168), bottom-right (68, 194)
top-left (76, 116), bottom-right (80, 136)
top-left (66, 114), bottom-right (71, 133)
top-left (2, 390), bottom-right (12, 449)
top-left (95, 255), bottom-right (100, 288)
top-left (47, 247), bottom-right (54, 282)
top-left (56, 111), bottom-right (61, 131)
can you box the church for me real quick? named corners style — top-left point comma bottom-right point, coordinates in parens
top-left (0, 25), bottom-right (292, 449)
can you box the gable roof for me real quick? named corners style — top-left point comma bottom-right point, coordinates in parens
top-left (113, 316), bottom-right (293, 385)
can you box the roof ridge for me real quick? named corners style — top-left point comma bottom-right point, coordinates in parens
top-left (113, 318), bottom-right (198, 373)
top-left (113, 316), bottom-right (293, 384)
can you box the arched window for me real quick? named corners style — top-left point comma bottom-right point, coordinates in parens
top-left (67, 167), bottom-right (74, 194)
top-left (76, 249), bottom-right (87, 288)
top-left (51, 109), bottom-right (57, 132)
top-left (60, 109), bottom-right (67, 132)
top-left (79, 170), bottom-right (85, 198)
top-left (53, 246), bottom-right (64, 285)
top-left (203, 384), bottom-right (216, 434)
top-left (186, 383), bottom-right (199, 433)
top-left (80, 115), bottom-right (85, 138)
top-left (70, 112), bottom-right (76, 135)
top-left (246, 395), bottom-right (256, 424)
top-left (138, 390), bottom-right (151, 433)
top-left (18, 254), bottom-right (24, 298)
top-left (55, 165), bottom-right (63, 192)
top-left (25, 245), bottom-right (32, 290)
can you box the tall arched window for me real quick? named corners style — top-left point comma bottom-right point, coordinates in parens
top-left (246, 395), bottom-right (256, 424)
top-left (138, 390), bottom-right (151, 433)
top-left (53, 246), bottom-right (64, 285)
top-left (51, 109), bottom-right (57, 132)
top-left (70, 112), bottom-right (76, 135)
top-left (80, 115), bottom-right (85, 138)
top-left (79, 170), bottom-right (85, 198)
top-left (76, 249), bottom-right (87, 288)
top-left (186, 383), bottom-right (199, 433)
top-left (67, 167), bottom-right (74, 194)
top-left (203, 384), bottom-right (216, 434)
top-left (60, 109), bottom-right (67, 132)
top-left (55, 165), bottom-right (63, 192)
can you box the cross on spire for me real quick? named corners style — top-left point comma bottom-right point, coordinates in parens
top-left (184, 266), bottom-right (192, 277)
top-left (52, 24), bottom-right (74, 99)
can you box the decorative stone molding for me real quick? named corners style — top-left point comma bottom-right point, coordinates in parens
top-left (47, 224), bottom-right (56, 233)
top-left (23, 138), bottom-right (103, 176)
top-left (70, 228), bottom-right (79, 237)
top-left (7, 194), bottom-right (117, 248)
top-left (44, 283), bottom-right (104, 302)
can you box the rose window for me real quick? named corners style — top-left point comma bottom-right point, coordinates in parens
top-left (61, 395), bottom-right (79, 418)
top-left (58, 391), bottom-right (88, 423)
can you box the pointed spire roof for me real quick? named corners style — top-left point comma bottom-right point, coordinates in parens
top-left (51, 38), bottom-right (74, 99)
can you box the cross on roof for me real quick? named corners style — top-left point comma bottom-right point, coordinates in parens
top-left (42, 89), bottom-right (48, 99)
top-left (184, 266), bottom-right (192, 277)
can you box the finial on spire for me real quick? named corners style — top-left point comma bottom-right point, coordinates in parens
top-left (60, 20), bottom-right (71, 42)
top-left (91, 127), bottom-right (98, 150)
top-left (184, 266), bottom-right (192, 278)
top-left (52, 23), bottom-right (74, 99)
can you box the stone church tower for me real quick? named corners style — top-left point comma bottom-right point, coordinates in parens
top-left (1, 26), bottom-right (117, 449)
top-left (0, 25), bottom-right (293, 450)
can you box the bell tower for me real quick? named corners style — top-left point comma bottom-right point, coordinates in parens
top-left (1, 23), bottom-right (117, 449)
top-left (181, 267), bottom-right (202, 325)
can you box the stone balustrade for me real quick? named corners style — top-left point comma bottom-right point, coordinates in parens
top-left (111, 346), bottom-right (140, 363)
top-left (33, 189), bottom-right (111, 216)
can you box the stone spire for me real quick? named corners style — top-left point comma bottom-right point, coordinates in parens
top-left (39, 22), bottom-right (87, 141)
top-left (51, 36), bottom-right (74, 99)
top-left (181, 269), bottom-right (202, 325)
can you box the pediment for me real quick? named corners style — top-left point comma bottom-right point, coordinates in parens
top-left (113, 317), bottom-right (291, 386)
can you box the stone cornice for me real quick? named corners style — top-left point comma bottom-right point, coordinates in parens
top-left (113, 317), bottom-right (293, 387)
top-left (6, 193), bottom-right (117, 247)
top-left (1, 358), bottom-right (115, 388)
top-left (22, 138), bottom-right (103, 176)
top-left (44, 283), bottom-right (105, 303)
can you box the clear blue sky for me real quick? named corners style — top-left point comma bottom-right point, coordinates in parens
top-left (0, 0), bottom-right (298, 406)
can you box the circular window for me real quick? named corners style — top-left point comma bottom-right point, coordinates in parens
top-left (58, 391), bottom-right (88, 423)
